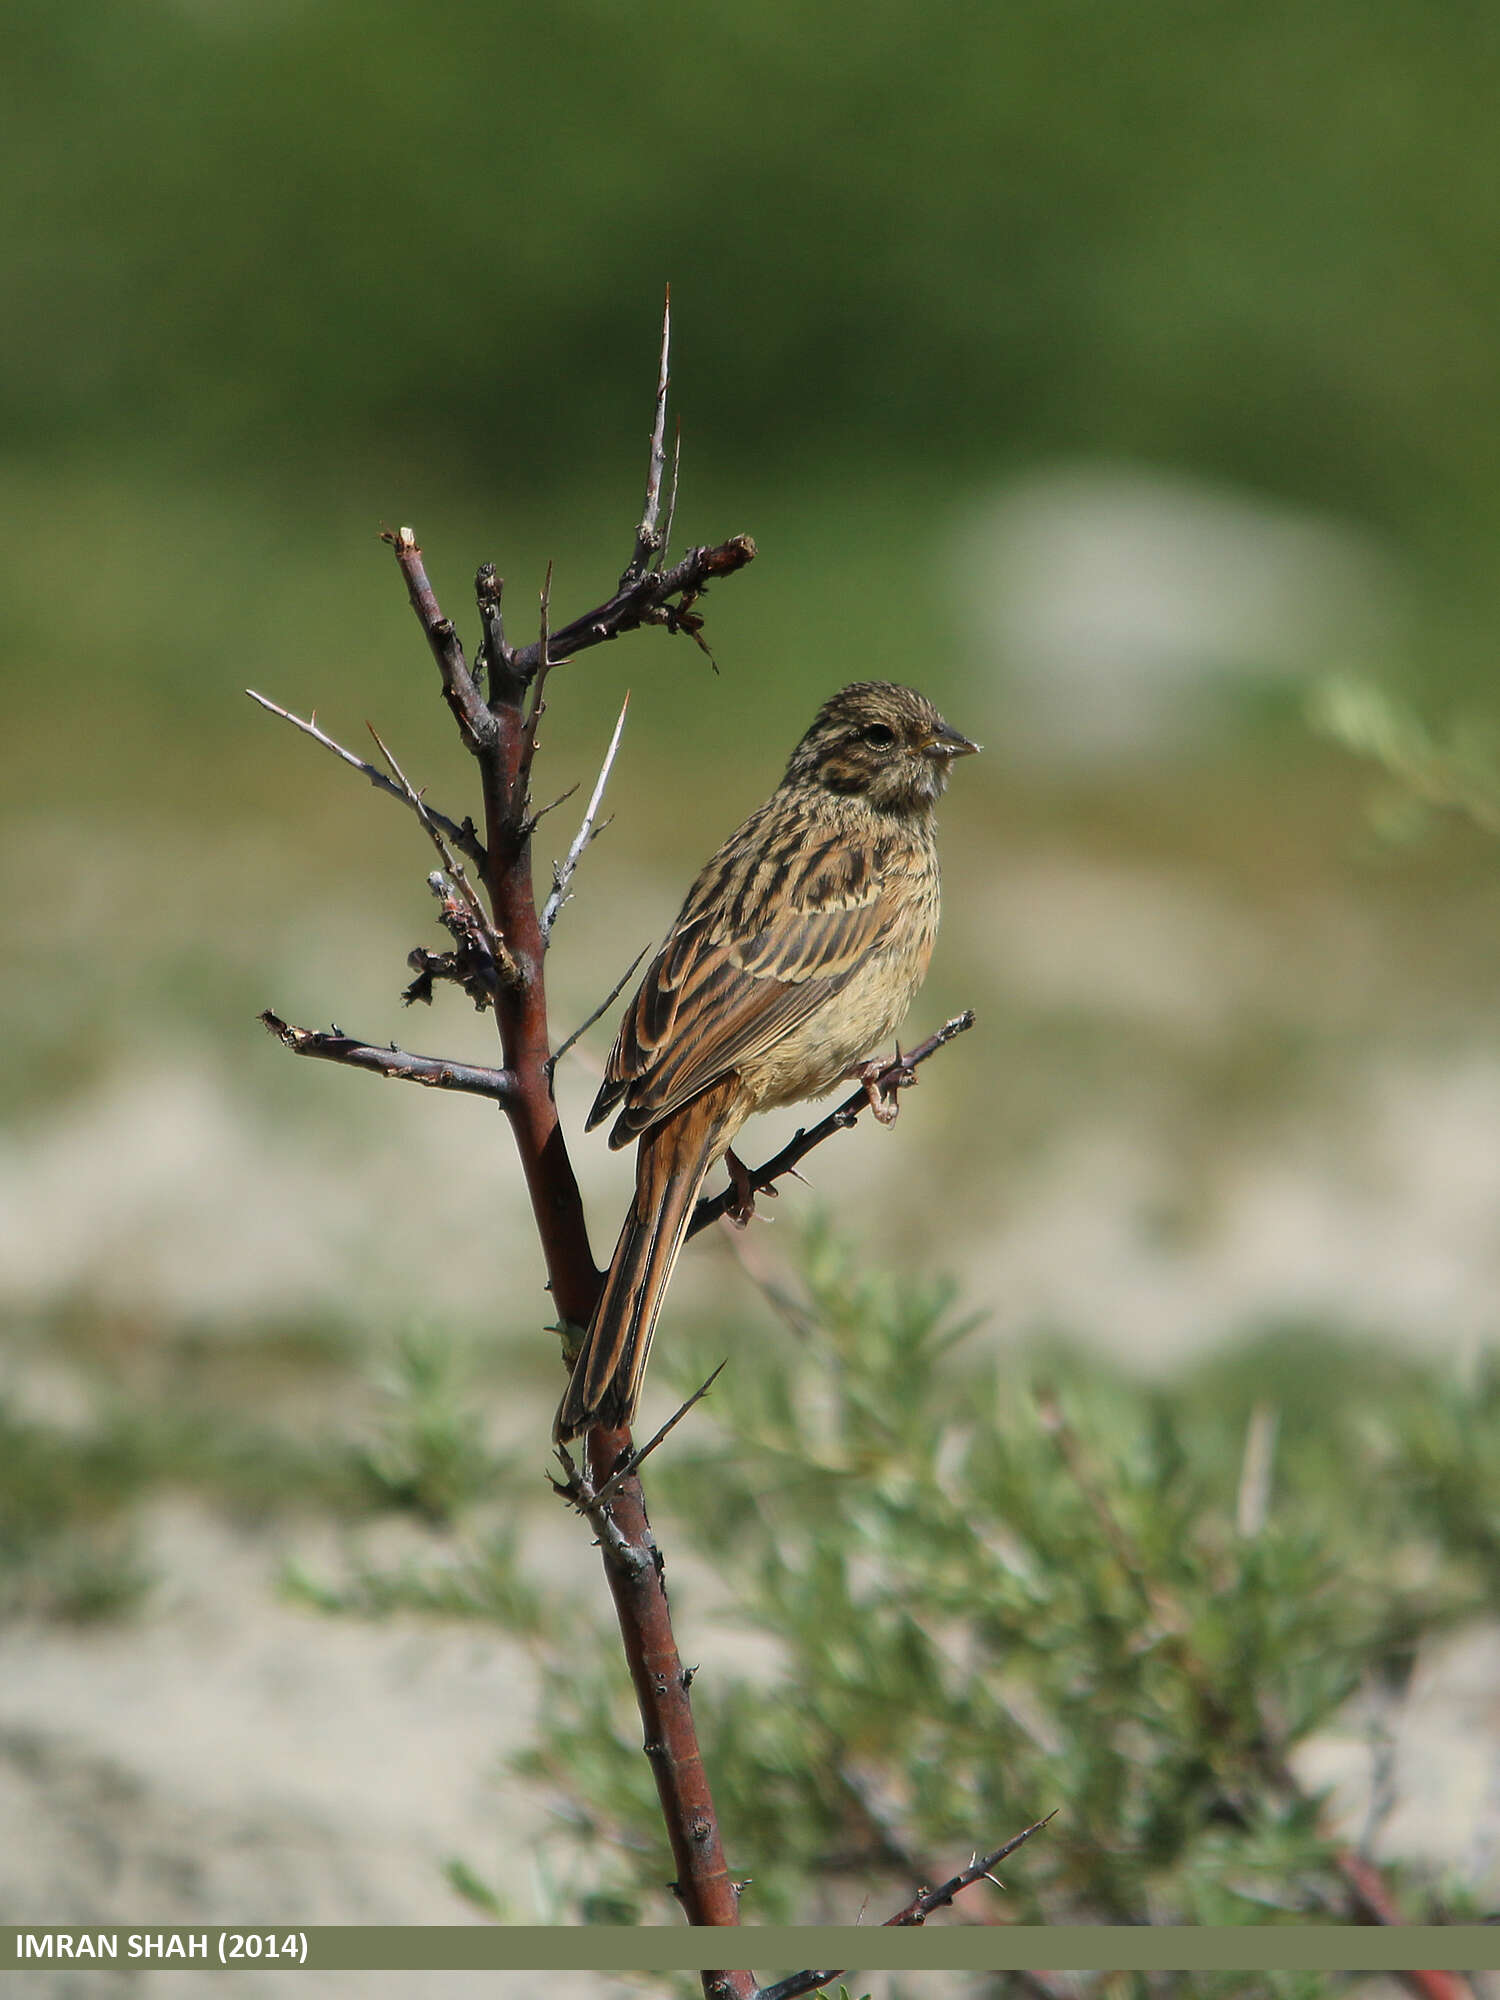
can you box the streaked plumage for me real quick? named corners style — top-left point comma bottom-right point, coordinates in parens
top-left (555, 681), bottom-right (977, 1440)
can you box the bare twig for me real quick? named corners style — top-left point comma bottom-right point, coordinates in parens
top-left (505, 533), bottom-right (757, 678)
top-left (363, 546), bottom-right (592, 1257)
top-left (403, 871), bottom-right (507, 1010)
top-left (540, 693), bottom-right (630, 941)
top-left (592, 1362), bottom-right (728, 1510)
top-left (883, 1814), bottom-right (1057, 1925)
top-left (658, 415), bottom-right (683, 573)
top-left (688, 1011), bottom-right (976, 1240)
top-left (366, 725), bottom-right (517, 1007)
top-left (382, 527), bottom-right (495, 753)
top-left (529, 781), bottom-right (580, 826)
top-left (367, 727), bottom-right (501, 950)
top-left (626, 286), bottom-right (672, 582)
top-left (580, 1416), bottom-right (751, 1953)
top-left (548, 942), bottom-right (651, 1077)
top-left (245, 690), bottom-right (485, 866)
top-left (475, 562), bottom-right (518, 702)
top-left (259, 1011), bottom-right (518, 1103)
top-left (753, 1977), bottom-right (842, 2000)
top-left (519, 561), bottom-right (554, 794)
top-left (752, 1816), bottom-right (1057, 2000)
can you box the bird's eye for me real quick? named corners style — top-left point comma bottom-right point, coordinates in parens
top-left (861, 722), bottom-right (897, 748)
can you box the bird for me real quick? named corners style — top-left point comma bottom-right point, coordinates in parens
top-left (555, 680), bottom-right (978, 1441)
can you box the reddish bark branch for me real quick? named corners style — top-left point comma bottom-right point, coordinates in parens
top-left (263, 320), bottom-right (755, 1956)
top-left (506, 532), bottom-right (758, 677)
top-left (578, 1422), bottom-right (749, 1940)
top-left (349, 321), bottom-right (752, 1959)
top-left (1336, 1853), bottom-right (1474, 2000)
top-left (383, 527), bottom-right (495, 753)
top-left (626, 281), bottom-right (673, 583)
top-left (383, 532), bottom-right (603, 1322)
top-left (687, 1010), bottom-right (976, 1239)
top-left (259, 1012), bottom-right (517, 1103)
top-left (751, 1815), bottom-right (1057, 2000)
top-left (883, 1814), bottom-right (1058, 1926)
top-left (378, 523), bottom-right (745, 1944)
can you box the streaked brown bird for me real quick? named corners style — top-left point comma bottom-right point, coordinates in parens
top-left (555, 681), bottom-right (978, 1441)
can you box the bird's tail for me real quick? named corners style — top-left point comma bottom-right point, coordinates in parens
top-left (555, 1078), bottom-right (741, 1441)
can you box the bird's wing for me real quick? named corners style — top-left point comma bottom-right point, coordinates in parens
top-left (588, 817), bottom-right (897, 1143)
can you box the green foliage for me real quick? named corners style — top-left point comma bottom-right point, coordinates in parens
top-left (1311, 676), bottom-right (1500, 841)
top-left (15, 0), bottom-right (1500, 738)
top-left (444, 1856), bottom-right (513, 1923)
top-left (1392, 1350), bottom-right (1500, 1602)
top-left (41, 1246), bottom-right (1490, 1958)
top-left (280, 1327), bottom-right (550, 1629)
top-left (630, 1244), bottom-right (1371, 1928)
top-left (359, 1327), bottom-right (501, 1523)
top-left (0, 1400), bottom-right (153, 1620)
top-left (11, 0), bottom-right (1500, 557)
top-left (282, 1519), bottom-right (546, 1634)
top-left (474, 1229), bottom-right (1495, 1955)
top-left (0, 1311), bottom-right (391, 1621)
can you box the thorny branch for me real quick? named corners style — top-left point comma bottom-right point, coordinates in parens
top-left (257, 299), bottom-right (766, 1982)
top-left (243, 690), bottom-right (485, 865)
top-left (687, 1010), bottom-right (976, 1240)
top-left (367, 726), bottom-right (513, 982)
top-left (537, 532), bottom-right (757, 670)
top-left (883, 1815), bottom-right (1059, 1925)
top-left (519, 562), bottom-right (554, 796)
top-left (386, 526), bottom-right (495, 754)
top-left (470, 532), bottom-right (759, 682)
top-left (749, 1815), bottom-right (1057, 2000)
top-left (259, 1011), bottom-right (517, 1103)
top-left (540, 692), bottom-right (629, 940)
top-left (548, 1438), bottom-right (648, 1576)
top-left (548, 942), bottom-right (650, 1078)
top-left (627, 283), bottom-right (673, 581)
top-left (255, 302), bottom-right (1008, 1994)
top-left (454, 302), bottom-right (754, 689)
top-left (562, 1364), bottom-right (728, 1517)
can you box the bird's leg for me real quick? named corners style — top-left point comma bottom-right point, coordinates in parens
top-left (849, 1043), bottom-right (916, 1127)
top-left (723, 1146), bottom-right (781, 1226)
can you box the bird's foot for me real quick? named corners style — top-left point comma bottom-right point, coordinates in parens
top-left (723, 1146), bottom-right (781, 1227)
top-left (850, 1045), bottom-right (916, 1126)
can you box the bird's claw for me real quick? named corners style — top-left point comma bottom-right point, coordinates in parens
top-left (724, 1146), bottom-right (780, 1226)
top-left (851, 1046), bottom-right (915, 1127)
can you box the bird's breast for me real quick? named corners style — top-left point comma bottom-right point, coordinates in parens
top-left (738, 862), bottom-right (940, 1113)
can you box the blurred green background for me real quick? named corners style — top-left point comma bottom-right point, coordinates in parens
top-left (7, 0), bottom-right (1500, 1950)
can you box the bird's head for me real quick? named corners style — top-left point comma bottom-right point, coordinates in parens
top-left (784, 681), bottom-right (979, 814)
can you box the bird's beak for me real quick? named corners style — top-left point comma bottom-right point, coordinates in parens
top-left (926, 723), bottom-right (980, 759)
